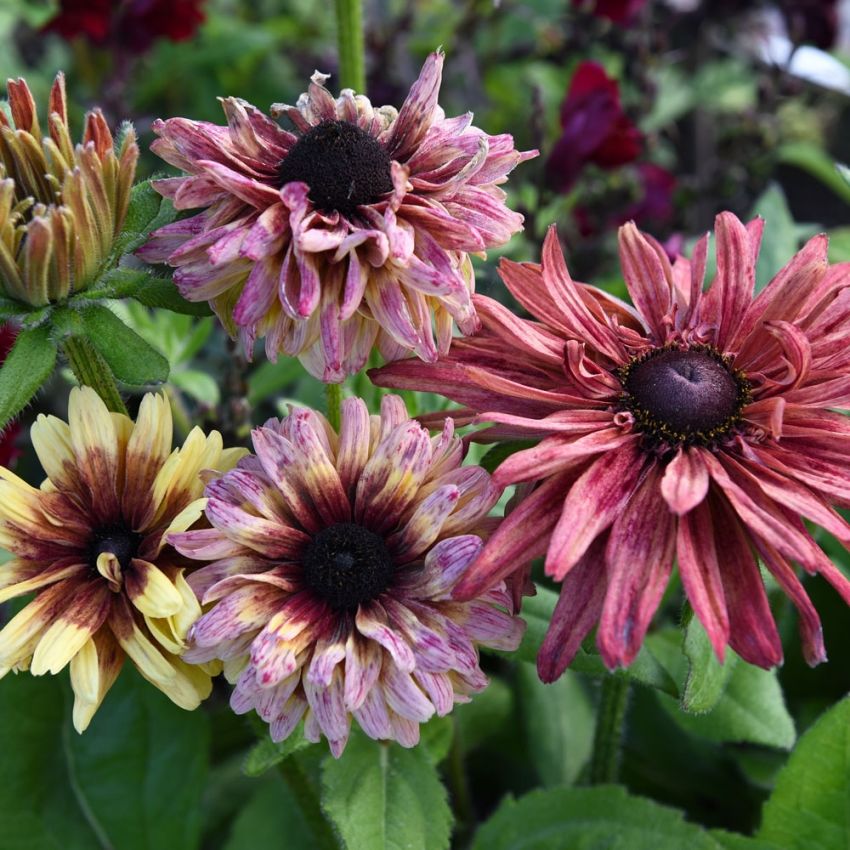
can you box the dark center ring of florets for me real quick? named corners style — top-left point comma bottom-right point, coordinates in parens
top-left (278, 119), bottom-right (394, 217)
top-left (88, 524), bottom-right (143, 572)
top-left (302, 522), bottom-right (395, 611)
top-left (617, 344), bottom-right (751, 448)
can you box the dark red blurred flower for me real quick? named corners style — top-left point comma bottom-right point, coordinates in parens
top-left (43, 0), bottom-right (205, 53)
top-left (575, 162), bottom-right (676, 237)
top-left (571, 0), bottom-right (649, 24)
top-left (0, 326), bottom-right (20, 468)
top-left (546, 62), bottom-right (642, 194)
top-left (783, 0), bottom-right (838, 48)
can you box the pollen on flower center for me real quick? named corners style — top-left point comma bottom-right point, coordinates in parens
top-left (619, 346), bottom-right (751, 446)
top-left (302, 522), bottom-right (395, 610)
top-left (278, 120), bottom-right (394, 217)
top-left (88, 526), bottom-right (142, 572)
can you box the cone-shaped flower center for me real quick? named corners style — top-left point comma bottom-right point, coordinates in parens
top-left (278, 120), bottom-right (394, 216)
top-left (302, 522), bottom-right (395, 610)
top-left (621, 346), bottom-right (750, 446)
top-left (89, 525), bottom-right (142, 572)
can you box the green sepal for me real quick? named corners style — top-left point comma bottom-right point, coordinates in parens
top-left (77, 305), bottom-right (170, 386)
top-left (0, 325), bottom-right (57, 430)
top-left (110, 179), bottom-right (178, 258)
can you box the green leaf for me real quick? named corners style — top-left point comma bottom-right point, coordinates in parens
top-left (419, 715), bottom-right (454, 765)
top-left (222, 776), bottom-right (316, 850)
top-left (171, 369), bottom-right (220, 406)
top-left (0, 325), bottom-right (57, 429)
top-left (129, 276), bottom-right (214, 316)
top-left (710, 832), bottom-right (781, 850)
top-left (749, 184), bottom-right (798, 293)
top-left (321, 733), bottom-right (452, 850)
top-left (78, 305), bottom-right (170, 385)
top-left (243, 725), bottom-right (312, 778)
top-left (0, 296), bottom-right (35, 322)
top-left (0, 668), bottom-right (209, 850)
top-left (471, 785), bottom-right (725, 850)
top-left (758, 696), bottom-right (850, 850)
top-left (479, 440), bottom-right (537, 474)
top-left (512, 586), bottom-right (679, 696)
top-left (455, 676), bottom-right (513, 753)
top-left (777, 143), bottom-right (850, 206)
top-left (113, 180), bottom-right (178, 257)
top-left (67, 668), bottom-right (211, 850)
top-left (516, 662), bottom-right (594, 786)
top-left (649, 630), bottom-right (796, 749)
top-left (682, 613), bottom-right (736, 714)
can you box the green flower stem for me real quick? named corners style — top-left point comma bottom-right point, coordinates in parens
top-left (335, 0), bottom-right (366, 91)
top-left (589, 676), bottom-right (630, 785)
top-left (278, 757), bottom-right (339, 850)
top-left (326, 382), bottom-right (343, 432)
top-left (63, 335), bottom-right (128, 416)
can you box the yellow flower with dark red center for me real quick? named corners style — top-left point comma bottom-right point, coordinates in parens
top-left (0, 74), bottom-right (138, 306)
top-left (0, 387), bottom-right (244, 731)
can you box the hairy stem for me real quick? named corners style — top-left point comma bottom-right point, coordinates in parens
top-left (64, 335), bottom-right (128, 416)
top-left (589, 676), bottom-right (630, 784)
top-left (335, 0), bottom-right (366, 91)
top-left (325, 382), bottom-right (343, 432)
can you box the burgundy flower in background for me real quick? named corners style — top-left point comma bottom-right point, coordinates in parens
top-left (0, 325), bottom-right (18, 468)
top-left (42, 0), bottom-right (206, 53)
top-left (546, 62), bottom-right (642, 194)
top-left (374, 216), bottom-right (850, 680)
top-left (571, 0), bottom-right (649, 25)
top-left (576, 163), bottom-right (677, 237)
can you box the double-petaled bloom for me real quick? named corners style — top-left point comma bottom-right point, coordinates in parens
top-left (170, 396), bottom-right (524, 756)
top-left (0, 74), bottom-right (138, 306)
top-left (140, 51), bottom-right (534, 382)
top-left (373, 216), bottom-right (850, 679)
top-left (0, 388), bottom-right (243, 730)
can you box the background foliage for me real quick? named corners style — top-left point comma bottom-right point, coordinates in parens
top-left (1, 0), bottom-right (849, 847)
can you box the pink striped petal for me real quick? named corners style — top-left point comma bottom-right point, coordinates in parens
top-left (660, 447), bottom-right (710, 515)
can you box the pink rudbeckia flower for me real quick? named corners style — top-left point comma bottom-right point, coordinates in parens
top-left (170, 396), bottom-right (524, 756)
top-left (140, 51), bottom-right (535, 383)
top-left (373, 216), bottom-right (850, 680)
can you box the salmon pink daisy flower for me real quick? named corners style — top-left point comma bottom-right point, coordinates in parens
top-left (139, 51), bottom-right (535, 382)
top-left (373, 216), bottom-right (850, 679)
top-left (0, 387), bottom-right (244, 730)
top-left (170, 396), bottom-right (524, 756)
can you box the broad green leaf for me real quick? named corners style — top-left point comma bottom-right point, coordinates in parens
top-left (223, 776), bottom-right (315, 850)
top-left (749, 184), bottom-right (798, 293)
top-left (0, 673), bottom-right (104, 849)
top-left (471, 785), bottom-right (724, 850)
top-left (0, 325), bottom-right (57, 429)
top-left (243, 724), bottom-right (311, 778)
top-left (0, 668), bottom-right (209, 850)
top-left (649, 630), bottom-right (795, 749)
top-left (321, 733), bottom-right (452, 850)
top-left (682, 613), bottom-right (736, 714)
top-left (67, 668), bottom-right (210, 850)
top-left (171, 369), bottom-right (221, 406)
top-left (78, 305), bottom-right (170, 385)
top-left (516, 662), bottom-right (594, 786)
top-left (0, 296), bottom-right (34, 322)
top-left (710, 831), bottom-right (781, 850)
top-left (777, 143), bottom-right (850, 206)
top-left (419, 715), bottom-right (454, 765)
top-left (758, 696), bottom-right (850, 850)
top-left (512, 586), bottom-right (678, 696)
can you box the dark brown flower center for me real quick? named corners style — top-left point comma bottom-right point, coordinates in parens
top-left (88, 525), bottom-right (142, 572)
top-left (619, 346), bottom-right (750, 447)
top-left (278, 120), bottom-right (394, 217)
top-left (302, 522), bottom-right (394, 611)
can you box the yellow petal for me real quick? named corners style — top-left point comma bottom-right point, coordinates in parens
top-left (0, 560), bottom-right (84, 604)
top-left (68, 386), bottom-right (119, 515)
top-left (125, 559), bottom-right (184, 618)
top-left (30, 414), bottom-right (75, 486)
top-left (69, 631), bottom-right (124, 732)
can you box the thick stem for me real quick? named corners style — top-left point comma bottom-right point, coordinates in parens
top-left (589, 676), bottom-right (630, 785)
top-left (278, 757), bottom-right (338, 850)
top-left (335, 0), bottom-right (366, 91)
top-left (325, 382), bottom-right (343, 432)
top-left (448, 715), bottom-right (474, 842)
top-left (64, 335), bottom-right (128, 416)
